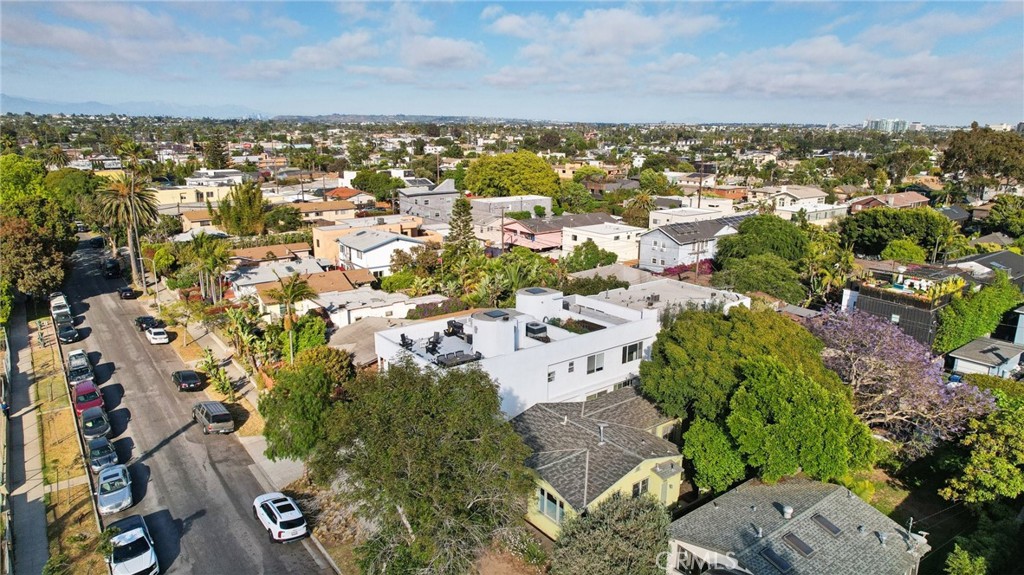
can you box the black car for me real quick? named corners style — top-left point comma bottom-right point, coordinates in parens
top-left (133, 316), bottom-right (160, 332)
top-left (102, 259), bottom-right (120, 279)
top-left (87, 437), bottom-right (118, 473)
top-left (57, 324), bottom-right (79, 344)
top-left (90, 236), bottom-right (104, 248)
top-left (118, 287), bottom-right (137, 300)
top-left (172, 370), bottom-right (203, 391)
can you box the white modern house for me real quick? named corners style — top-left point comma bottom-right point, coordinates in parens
top-left (375, 282), bottom-right (747, 417)
top-left (185, 169), bottom-right (253, 187)
top-left (562, 223), bottom-right (645, 262)
top-left (336, 230), bottom-right (425, 278)
top-left (317, 288), bottom-right (447, 328)
top-left (648, 207), bottom-right (731, 227)
top-left (775, 203), bottom-right (850, 226)
top-left (748, 185), bottom-right (827, 208)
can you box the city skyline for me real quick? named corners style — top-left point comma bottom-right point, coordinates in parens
top-left (1, 1), bottom-right (1021, 125)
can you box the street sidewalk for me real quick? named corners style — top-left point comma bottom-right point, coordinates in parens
top-left (7, 303), bottom-right (49, 575)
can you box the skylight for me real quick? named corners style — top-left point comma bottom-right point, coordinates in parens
top-left (483, 310), bottom-right (508, 319)
top-left (812, 513), bottom-right (842, 537)
top-left (760, 547), bottom-right (793, 574)
top-left (782, 532), bottom-right (814, 557)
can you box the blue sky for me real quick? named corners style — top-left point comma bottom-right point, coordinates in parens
top-left (1, 1), bottom-right (1021, 124)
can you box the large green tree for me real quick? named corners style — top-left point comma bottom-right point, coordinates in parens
top-left (441, 197), bottom-right (480, 269)
top-left (983, 194), bottom-right (1024, 238)
top-left (352, 170), bottom-right (406, 202)
top-left (259, 363), bottom-right (343, 461)
top-left (210, 181), bottom-right (268, 236)
top-left (940, 392), bottom-right (1024, 504)
top-left (551, 493), bottom-right (669, 575)
top-left (726, 358), bottom-right (873, 482)
top-left (711, 253), bottom-right (806, 304)
top-left (463, 151), bottom-right (559, 197)
top-left (641, 307), bottom-right (842, 422)
top-left (97, 173), bottom-right (158, 284)
top-left (880, 237), bottom-right (927, 263)
top-left (681, 417), bottom-right (747, 492)
top-left (561, 239), bottom-right (618, 273)
top-left (933, 271), bottom-right (1023, 354)
top-left (941, 125), bottom-right (1024, 197)
top-left (203, 134), bottom-right (230, 169)
top-left (0, 153), bottom-right (47, 205)
top-left (716, 215), bottom-right (809, 262)
top-left (839, 206), bottom-right (955, 258)
top-left (310, 357), bottom-right (533, 574)
top-left (0, 216), bottom-right (65, 298)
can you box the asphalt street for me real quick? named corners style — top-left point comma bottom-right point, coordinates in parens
top-left (63, 239), bottom-right (331, 574)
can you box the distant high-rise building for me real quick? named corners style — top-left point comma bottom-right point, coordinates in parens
top-left (1016, 122), bottom-right (1024, 135)
top-left (864, 118), bottom-right (907, 133)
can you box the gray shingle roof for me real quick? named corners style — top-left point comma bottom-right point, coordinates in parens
top-left (511, 212), bottom-right (618, 234)
top-left (948, 336), bottom-right (1024, 367)
top-left (649, 214), bottom-right (751, 245)
top-left (668, 477), bottom-right (929, 575)
top-left (510, 387), bottom-right (679, 510)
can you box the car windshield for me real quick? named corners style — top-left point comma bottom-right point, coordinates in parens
top-left (90, 444), bottom-right (114, 458)
top-left (69, 367), bottom-right (91, 379)
top-left (60, 326), bottom-right (75, 334)
top-left (100, 476), bottom-right (127, 494)
top-left (83, 416), bottom-right (105, 430)
top-left (112, 536), bottom-right (151, 562)
top-left (178, 372), bottom-right (199, 384)
top-left (77, 391), bottom-right (100, 403)
top-left (280, 518), bottom-right (306, 530)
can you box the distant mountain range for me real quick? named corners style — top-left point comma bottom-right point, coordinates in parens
top-left (269, 113), bottom-right (543, 124)
top-left (0, 94), bottom-right (262, 119)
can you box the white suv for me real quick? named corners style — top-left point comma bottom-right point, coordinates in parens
top-left (107, 515), bottom-right (159, 575)
top-left (253, 493), bottom-right (308, 543)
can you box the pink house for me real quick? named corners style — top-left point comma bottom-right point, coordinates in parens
top-left (502, 212), bottom-right (618, 252)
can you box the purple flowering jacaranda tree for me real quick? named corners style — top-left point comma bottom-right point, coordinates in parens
top-left (806, 306), bottom-right (994, 456)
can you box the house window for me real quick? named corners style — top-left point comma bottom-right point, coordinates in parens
top-left (568, 361), bottom-right (574, 373)
top-left (315, 239), bottom-right (320, 247)
top-left (547, 371), bottom-right (555, 383)
top-left (206, 191), bottom-right (214, 198)
top-left (653, 240), bottom-right (659, 247)
top-left (614, 236), bottom-right (620, 240)
top-left (632, 478), bottom-right (649, 498)
top-left (314, 211), bottom-right (322, 217)
top-left (538, 488), bottom-right (565, 523)
top-left (424, 200), bottom-right (429, 205)
top-left (653, 219), bottom-right (660, 225)
top-left (651, 258), bottom-right (657, 264)
top-left (622, 342), bottom-right (641, 363)
top-left (385, 311), bottom-right (393, 317)
top-left (587, 353), bottom-right (604, 374)
top-left (571, 235), bottom-right (578, 241)
top-left (660, 259), bottom-right (665, 265)
top-left (586, 390), bottom-right (608, 400)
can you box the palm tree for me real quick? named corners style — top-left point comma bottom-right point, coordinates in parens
top-left (265, 273), bottom-right (317, 363)
top-left (97, 173), bottom-right (158, 285)
top-left (46, 145), bottom-right (69, 169)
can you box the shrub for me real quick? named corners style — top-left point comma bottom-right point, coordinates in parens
top-left (505, 210), bottom-right (532, 220)
top-left (406, 297), bottom-right (469, 320)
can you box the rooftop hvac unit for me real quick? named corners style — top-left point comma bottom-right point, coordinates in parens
top-left (525, 322), bottom-right (548, 338)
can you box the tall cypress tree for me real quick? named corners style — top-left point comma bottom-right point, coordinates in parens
top-left (442, 196), bottom-right (479, 266)
top-left (203, 134), bottom-right (230, 169)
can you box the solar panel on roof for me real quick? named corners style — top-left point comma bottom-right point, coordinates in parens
top-left (483, 310), bottom-right (508, 318)
top-left (812, 513), bottom-right (842, 537)
top-left (525, 287), bottom-right (547, 294)
top-left (782, 532), bottom-right (814, 557)
top-left (760, 547), bottom-right (793, 574)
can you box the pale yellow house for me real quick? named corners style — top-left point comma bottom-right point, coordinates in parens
top-left (292, 200), bottom-right (357, 224)
top-left (510, 386), bottom-right (683, 540)
top-left (151, 185), bottom-right (238, 207)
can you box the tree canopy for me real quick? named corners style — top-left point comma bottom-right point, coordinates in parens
top-left (210, 181), bottom-right (268, 236)
top-left (726, 357), bottom-right (873, 483)
top-left (641, 307), bottom-right (842, 422)
top-left (463, 151), bottom-right (559, 197)
top-left (561, 239), bottom-right (617, 273)
top-left (933, 271), bottom-right (1024, 354)
top-left (352, 170), bottom-right (406, 202)
top-left (940, 393), bottom-right (1024, 504)
top-left (551, 493), bottom-right (669, 575)
top-left (807, 307), bottom-right (993, 455)
top-left (983, 194), bottom-right (1024, 238)
top-left (715, 215), bottom-right (809, 262)
top-left (259, 363), bottom-right (341, 462)
top-left (880, 238), bottom-right (927, 264)
top-left (839, 207), bottom-right (955, 258)
top-left (310, 357), bottom-right (533, 574)
top-left (711, 253), bottom-right (806, 304)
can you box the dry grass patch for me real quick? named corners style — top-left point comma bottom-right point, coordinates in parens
top-left (168, 327), bottom-right (205, 362)
top-left (45, 484), bottom-right (106, 575)
top-left (41, 409), bottom-right (84, 485)
top-left (32, 346), bottom-right (69, 411)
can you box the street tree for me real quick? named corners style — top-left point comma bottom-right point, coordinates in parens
top-left (0, 216), bottom-right (65, 298)
top-left (551, 493), bottom-right (670, 575)
top-left (311, 357), bottom-right (533, 574)
top-left (0, 153), bottom-right (47, 205)
top-left (464, 151), bottom-right (559, 197)
top-left (260, 363), bottom-right (343, 462)
top-left (97, 173), bottom-right (158, 285)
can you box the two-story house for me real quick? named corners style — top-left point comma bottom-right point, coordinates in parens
top-left (397, 179), bottom-right (460, 223)
top-left (511, 387), bottom-right (683, 541)
top-left (503, 212), bottom-right (618, 252)
top-left (748, 185), bottom-right (827, 208)
top-left (336, 230), bottom-right (425, 278)
top-left (639, 215), bottom-right (751, 273)
top-left (562, 223), bottom-right (646, 262)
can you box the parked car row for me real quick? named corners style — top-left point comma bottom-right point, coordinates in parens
top-left (51, 290), bottom-right (157, 575)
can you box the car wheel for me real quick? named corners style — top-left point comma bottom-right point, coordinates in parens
top-left (191, 411), bottom-right (197, 422)
top-left (202, 426), bottom-right (209, 435)
top-left (253, 506), bottom-right (258, 520)
top-left (268, 529), bottom-right (275, 543)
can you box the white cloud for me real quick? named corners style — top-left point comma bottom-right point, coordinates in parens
top-left (232, 31), bottom-right (378, 80)
top-left (264, 16), bottom-right (308, 38)
top-left (334, 1), bottom-right (373, 21)
top-left (857, 8), bottom-right (1005, 52)
top-left (480, 5), bottom-right (503, 20)
top-left (401, 36), bottom-right (485, 69)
